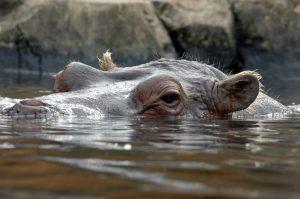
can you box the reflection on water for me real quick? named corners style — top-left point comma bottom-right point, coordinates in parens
top-left (0, 117), bottom-right (300, 199)
top-left (0, 74), bottom-right (300, 198)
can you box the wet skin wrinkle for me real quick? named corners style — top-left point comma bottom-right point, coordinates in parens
top-left (0, 59), bottom-right (291, 119)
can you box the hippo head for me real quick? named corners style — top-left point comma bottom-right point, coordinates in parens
top-left (6, 56), bottom-right (261, 119)
top-left (49, 56), bottom-right (261, 118)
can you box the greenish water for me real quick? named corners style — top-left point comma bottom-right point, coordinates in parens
top-left (0, 73), bottom-right (300, 199)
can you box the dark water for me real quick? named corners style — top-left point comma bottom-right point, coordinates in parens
top-left (0, 73), bottom-right (300, 199)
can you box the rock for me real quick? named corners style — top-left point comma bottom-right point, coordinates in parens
top-left (229, 0), bottom-right (300, 81)
top-left (1, 0), bottom-right (299, 91)
top-left (154, 0), bottom-right (300, 87)
top-left (0, 0), bottom-right (23, 16)
top-left (0, 0), bottom-right (176, 73)
top-left (154, 0), bottom-right (237, 70)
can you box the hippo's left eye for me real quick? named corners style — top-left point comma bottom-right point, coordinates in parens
top-left (134, 75), bottom-right (187, 116)
top-left (161, 92), bottom-right (180, 104)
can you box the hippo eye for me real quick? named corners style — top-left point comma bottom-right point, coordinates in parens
top-left (134, 75), bottom-right (187, 116)
top-left (161, 92), bottom-right (180, 104)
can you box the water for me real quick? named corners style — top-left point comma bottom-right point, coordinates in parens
top-left (0, 73), bottom-right (300, 199)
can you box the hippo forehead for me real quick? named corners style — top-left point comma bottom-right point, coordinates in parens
top-left (100, 59), bottom-right (228, 91)
top-left (61, 59), bottom-right (229, 103)
top-left (65, 59), bottom-right (226, 83)
top-left (119, 59), bottom-right (226, 80)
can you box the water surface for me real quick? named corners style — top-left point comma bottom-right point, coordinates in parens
top-left (0, 73), bottom-right (300, 199)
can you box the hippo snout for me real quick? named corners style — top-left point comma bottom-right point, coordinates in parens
top-left (6, 100), bottom-right (50, 118)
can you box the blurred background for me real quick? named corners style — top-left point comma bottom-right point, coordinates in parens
top-left (0, 0), bottom-right (300, 103)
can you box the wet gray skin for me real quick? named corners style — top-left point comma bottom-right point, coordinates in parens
top-left (0, 59), bottom-right (291, 119)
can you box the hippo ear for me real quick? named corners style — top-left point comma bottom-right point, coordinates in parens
top-left (213, 71), bottom-right (261, 114)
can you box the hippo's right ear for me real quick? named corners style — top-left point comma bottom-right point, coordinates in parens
top-left (212, 71), bottom-right (261, 115)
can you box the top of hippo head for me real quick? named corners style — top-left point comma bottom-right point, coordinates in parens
top-left (49, 56), bottom-right (261, 118)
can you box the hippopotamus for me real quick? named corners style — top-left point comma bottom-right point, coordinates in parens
top-left (0, 52), bottom-right (290, 119)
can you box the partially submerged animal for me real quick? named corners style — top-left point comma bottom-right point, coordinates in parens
top-left (0, 52), bottom-right (290, 119)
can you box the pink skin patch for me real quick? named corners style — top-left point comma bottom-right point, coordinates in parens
top-left (20, 100), bottom-right (47, 107)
